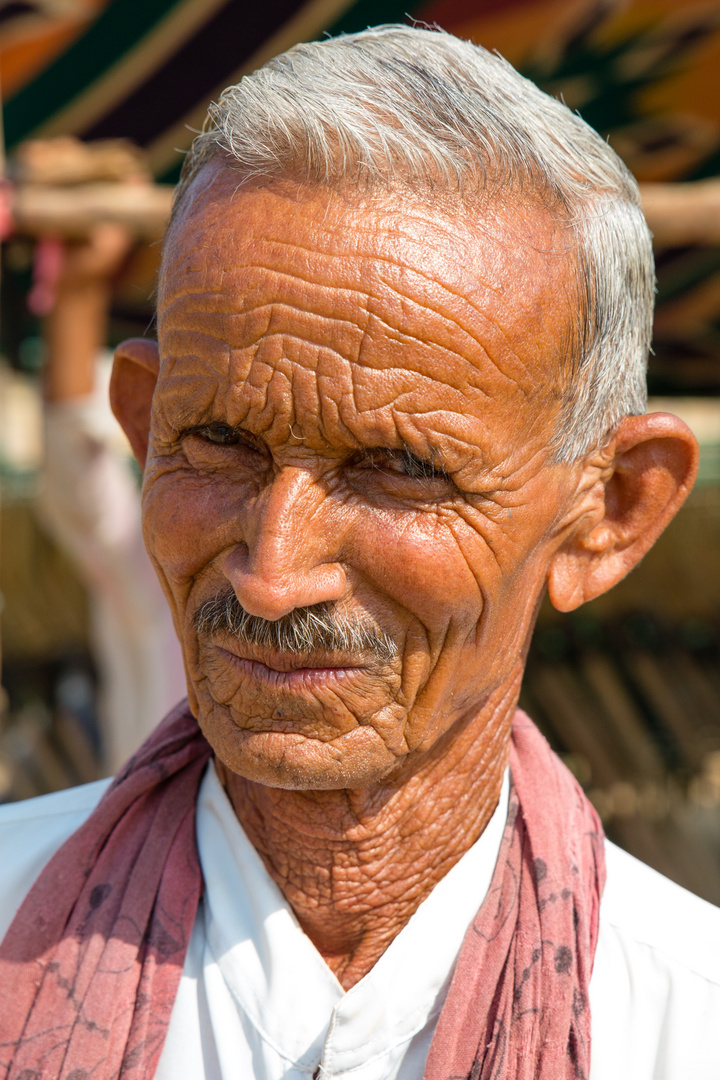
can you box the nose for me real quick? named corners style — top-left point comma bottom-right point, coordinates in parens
top-left (223, 467), bottom-right (347, 621)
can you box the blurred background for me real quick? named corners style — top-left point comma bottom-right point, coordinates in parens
top-left (1, 0), bottom-right (719, 901)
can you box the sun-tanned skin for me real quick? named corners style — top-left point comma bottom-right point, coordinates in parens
top-left (111, 160), bottom-right (697, 988)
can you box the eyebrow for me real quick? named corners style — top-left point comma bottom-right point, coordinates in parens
top-left (173, 411), bottom-right (455, 477)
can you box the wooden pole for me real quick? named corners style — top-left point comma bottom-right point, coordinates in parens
top-left (7, 178), bottom-right (720, 247)
top-left (639, 180), bottom-right (720, 247)
top-left (11, 182), bottom-right (174, 241)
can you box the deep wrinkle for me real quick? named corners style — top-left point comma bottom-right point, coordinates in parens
top-left (111, 167), bottom-right (697, 988)
top-left (142, 175), bottom-right (583, 984)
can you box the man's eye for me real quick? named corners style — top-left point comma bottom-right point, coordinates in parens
top-left (195, 424), bottom-right (242, 446)
top-left (382, 449), bottom-right (449, 481)
top-left (359, 449), bottom-right (451, 485)
top-left (393, 453), bottom-right (447, 481)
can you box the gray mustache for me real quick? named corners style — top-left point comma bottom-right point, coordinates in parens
top-left (194, 592), bottom-right (398, 664)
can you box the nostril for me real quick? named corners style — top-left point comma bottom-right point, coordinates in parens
top-left (222, 546), bottom-right (347, 622)
top-left (231, 582), bottom-right (299, 622)
top-left (223, 543), bottom-right (250, 577)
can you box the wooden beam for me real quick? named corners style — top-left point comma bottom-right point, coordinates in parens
top-left (11, 183), bottom-right (174, 241)
top-left (639, 181), bottom-right (720, 247)
top-left (9, 179), bottom-right (720, 247)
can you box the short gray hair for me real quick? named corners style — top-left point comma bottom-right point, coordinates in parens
top-left (175, 24), bottom-right (654, 462)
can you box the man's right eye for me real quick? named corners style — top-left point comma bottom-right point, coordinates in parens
top-left (192, 424), bottom-right (242, 446)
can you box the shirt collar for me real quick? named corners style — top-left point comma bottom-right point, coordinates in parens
top-left (196, 760), bottom-right (510, 1071)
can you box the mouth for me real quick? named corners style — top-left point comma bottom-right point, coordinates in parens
top-left (212, 639), bottom-right (373, 689)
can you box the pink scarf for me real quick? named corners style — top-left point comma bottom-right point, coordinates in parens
top-left (0, 701), bottom-right (209, 1080)
top-left (0, 705), bottom-right (604, 1080)
top-left (424, 711), bottom-right (606, 1080)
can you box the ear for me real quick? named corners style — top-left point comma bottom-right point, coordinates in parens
top-left (547, 412), bottom-right (699, 612)
top-left (110, 338), bottom-right (159, 469)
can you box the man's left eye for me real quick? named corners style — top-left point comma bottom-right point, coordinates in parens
top-left (392, 454), bottom-right (447, 481)
top-left (357, 448), bottom-right (452, 487)
top-left (378, 449), bottom-right (449, 482)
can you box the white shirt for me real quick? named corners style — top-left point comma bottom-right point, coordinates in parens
top-left (0, 766), bottom-right (719, 1079)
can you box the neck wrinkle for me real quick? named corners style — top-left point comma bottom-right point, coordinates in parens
top-left (216, 671), bottom-right (521, 989)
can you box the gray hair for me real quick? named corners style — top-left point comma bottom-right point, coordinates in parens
top-left (175, 24), bottom-right (653, 462)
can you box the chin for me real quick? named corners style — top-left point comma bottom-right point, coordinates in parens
top-left (202, 713), bottom-right (401, 791)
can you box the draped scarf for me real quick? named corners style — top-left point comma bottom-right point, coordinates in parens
top-left (0, 704), bottom-right (604, 1080)
top-left (424, 710), bottom-right (605, 1080)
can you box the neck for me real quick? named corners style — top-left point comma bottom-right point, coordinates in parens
top-left (217, 689), bottom-right (516, 989)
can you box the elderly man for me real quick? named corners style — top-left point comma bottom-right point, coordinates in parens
top-left (0, 24), bottom-right (718, 1080)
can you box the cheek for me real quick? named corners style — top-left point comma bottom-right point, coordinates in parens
top-left (353, 500), bottom-right (553, 677)
top-left (348, 506), bottom-right (488, 636)
top-left (141, 459), bottom-right (246, 592)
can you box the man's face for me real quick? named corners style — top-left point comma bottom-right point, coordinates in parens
top-left (148, 164), bottom-right (582, 790)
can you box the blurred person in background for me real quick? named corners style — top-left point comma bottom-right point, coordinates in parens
top-left (34, 222), bottom-right (185, 771)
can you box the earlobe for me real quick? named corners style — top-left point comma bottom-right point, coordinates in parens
top-left (547, 412), bottom-right (699, 612)
top-left (110, 338), bottom-right (160, 469)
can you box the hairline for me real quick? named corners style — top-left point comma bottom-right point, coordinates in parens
top-left (166, 26), bottom-right (653, 462)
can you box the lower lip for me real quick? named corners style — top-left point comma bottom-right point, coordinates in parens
top-left (217, 648), bottom-right (366, 690)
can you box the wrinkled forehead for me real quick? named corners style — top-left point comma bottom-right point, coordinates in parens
top-left (157, 167), bottom-right (577, 456)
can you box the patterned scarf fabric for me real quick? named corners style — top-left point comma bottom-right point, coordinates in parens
top-left (0, 700), bottom-right (210, 1080)
top-left (0, 705), bottom-right (604, 1080)
top-left (425, 711), bottom-right (606, 1080)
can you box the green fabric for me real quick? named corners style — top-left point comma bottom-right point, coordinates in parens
top-left (325, 0), bottom-right (422, 38)
top-left (3, 0), bottom-right (186, 148)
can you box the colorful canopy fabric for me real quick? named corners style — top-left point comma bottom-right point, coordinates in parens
top-left (4, 0), bottom-right (720, 183)
top-left (2, 0), bottom-right (720, 388)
